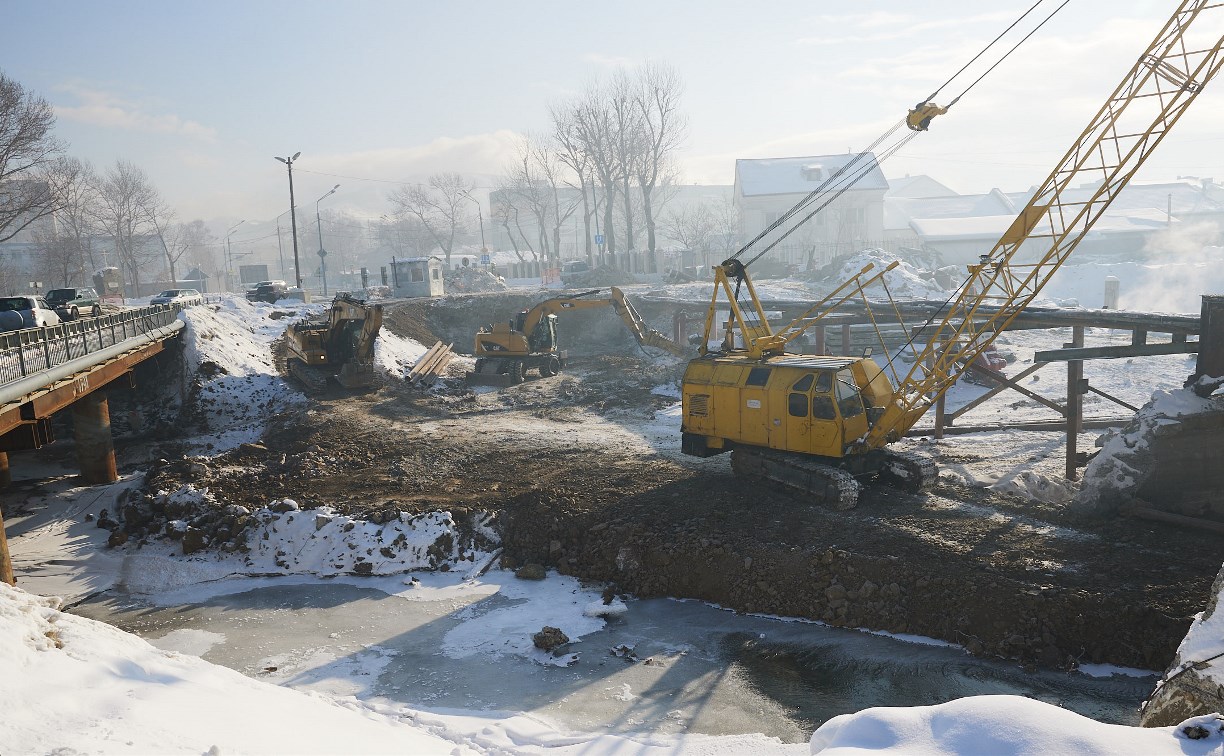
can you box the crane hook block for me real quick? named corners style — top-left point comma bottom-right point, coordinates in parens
top-left (906, 101), bottom-right (948, 132)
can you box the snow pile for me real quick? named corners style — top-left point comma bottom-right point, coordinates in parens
top-left (115, 484), bottom-right (496, 591)
top-left (809, 694), bottom-right (1222, 755)
top-left (1074, 387), bottom-right (1220, 515)
top-left (0, 581), bottom-right (454, 755)
top-left (179, 296), bottom-right (311, 450)
top-left (374, 329), bottom-right (431, 378)
top-left (826, 248), bottom-right (953, 300)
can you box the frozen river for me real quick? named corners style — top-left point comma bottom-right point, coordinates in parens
top-left (71, 575), bottom-right (1154, 744)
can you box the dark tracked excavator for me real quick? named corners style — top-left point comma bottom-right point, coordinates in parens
top-left (285, 293), bottom-right (384, 392)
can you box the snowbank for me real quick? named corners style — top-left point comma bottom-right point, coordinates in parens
top-left (810, 694), bottom-right (1223, 755)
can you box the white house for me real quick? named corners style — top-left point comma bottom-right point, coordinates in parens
top-left (733, 153), bottom-right (888, 272)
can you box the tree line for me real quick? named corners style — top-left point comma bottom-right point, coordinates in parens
top-left (385, 63), bottom-right (742, 272)
top-left (0, 70), bottom-right (216, 295)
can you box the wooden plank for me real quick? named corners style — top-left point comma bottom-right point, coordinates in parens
top-left (1128, 505), bottom-right (1224, 536)
top-left (951, 362), bottom-right (1064, 420)
top-left (1034, 341), bottom-right (1200, 362)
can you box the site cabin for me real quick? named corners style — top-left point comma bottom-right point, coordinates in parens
top-left (390, 257), bottom-right (444, 298)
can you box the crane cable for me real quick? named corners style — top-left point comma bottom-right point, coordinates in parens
top-left (730, 0), bottom-right (1071, 269)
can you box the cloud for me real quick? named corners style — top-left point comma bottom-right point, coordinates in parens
top-left (53, 84), bottom-right (217, 141)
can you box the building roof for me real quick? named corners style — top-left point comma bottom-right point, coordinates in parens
top-left (885, 174), bottom-right (958, 198)
top-left (735, 153), bottom-right (888, 197)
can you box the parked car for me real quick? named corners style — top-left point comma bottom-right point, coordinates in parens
top-left (245, 280), bottom-right (289, 304)
top-left (150, 289), bottom-right (204, 307)
top-left (0, 295), bottom-right (62, 332)
top-left (45, 287), bottom-right (103, 320)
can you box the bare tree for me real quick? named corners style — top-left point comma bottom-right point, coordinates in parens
top-left (609, 71), bottom-right (644, 258)
top-left (386, 173), bottom-right (473, 266)
top-left (570, 89), bottom-right (623, 263)
top-left (711, 197), bottom-right (743, 266)
top-left (659, 203), bottom-right (715, 263)
top-left (94, 160), bottom-right (162, 294)
top-left (633, 63), bottom-right (687, 262)
top-left (156, 218), bottom-right (213, 287)
top-left (0, 70), bottom-right (65, 243)
top-left (552, 103), bottom-right (596, 264)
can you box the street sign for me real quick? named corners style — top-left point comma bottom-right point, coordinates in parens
top-left (594, 234), bottom-right (604, 245)
top-left (480, 254), bottom-right (490, 265)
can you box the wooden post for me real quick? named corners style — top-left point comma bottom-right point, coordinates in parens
top-left (841, 324), bottom-right (852, 356)
top-left (1066, 325), bottom-right (1085, 480)
top-left (935, 393), bottom-right (946, 439)
top-left (1193, 295), bottom-right (1224, 382)
top-left (0, 503), bottom-right (13, 586)
top-left (813, 325), bottom-right (826, 355)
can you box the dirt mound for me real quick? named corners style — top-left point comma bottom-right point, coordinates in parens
top-left (445, 267), bottom-right (507, 293)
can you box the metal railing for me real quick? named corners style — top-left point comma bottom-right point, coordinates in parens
top-left (0, 305), bottom-right (187, 389)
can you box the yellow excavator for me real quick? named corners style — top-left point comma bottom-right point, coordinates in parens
top-left (469, 287), bottom-right (686, 385)
top-left (285, 293), bottom-right (384, 392)
top-left (681, 1), bottom-right (1224, 508)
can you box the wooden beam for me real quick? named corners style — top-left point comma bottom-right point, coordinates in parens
top-left (1066, 326), bottom-right (1084, 481)
top-left (951, 362), bottom-right (1065, 420)
top-left (1034, 341), bottom-right (1200, 362)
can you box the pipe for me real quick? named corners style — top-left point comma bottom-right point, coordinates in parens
top-left (0, 321), bottom-right (184, 409)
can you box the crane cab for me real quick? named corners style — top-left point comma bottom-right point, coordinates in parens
top-left (680, 354), bottom-right (895, 460)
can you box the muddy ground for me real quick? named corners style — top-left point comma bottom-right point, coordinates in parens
top-left (73, 294), bottom-right (1224, 671)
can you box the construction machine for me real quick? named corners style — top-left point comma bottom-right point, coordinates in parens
top-left (469, 286), bottom-right (687, 385)
top-left (285, 293), bottom-right (384, 392)
top-left (681, 1), bottom-right (1224, 508)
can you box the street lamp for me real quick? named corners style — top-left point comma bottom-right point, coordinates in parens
top-left (225, 220), bottom-right (245, 292)
top-left (316, 184), bottom-right (340, 296)
top-left (274, 151), bottom-right (302, 289)
top-left (460, 189), bottom-right (487, 258)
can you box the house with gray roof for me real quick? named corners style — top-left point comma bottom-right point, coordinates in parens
top-left (733, 153), bottom-right (888, 272)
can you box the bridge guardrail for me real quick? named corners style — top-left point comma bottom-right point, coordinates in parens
top-left (0, 304), bottom-right (189, 389)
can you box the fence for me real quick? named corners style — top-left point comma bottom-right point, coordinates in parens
top-left (0, 305), bottom-right (185, 389)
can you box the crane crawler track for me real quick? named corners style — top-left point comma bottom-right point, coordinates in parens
top-left (874, 448), bottom-right (938, 493)
top-left (731, 448), bottom-right (862, 510)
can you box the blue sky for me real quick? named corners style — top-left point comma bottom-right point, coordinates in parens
top-left (8, 1), bottom-right (1221, 227)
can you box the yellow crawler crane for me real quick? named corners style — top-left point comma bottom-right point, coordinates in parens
top-left (285, 293), bottom-right (384, 392)
top-left (682, 1), bottom-right (1224, 508)
top-left (469, 287), bottom-right (686, 385)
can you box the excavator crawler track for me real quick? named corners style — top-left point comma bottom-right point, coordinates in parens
top-left (874, 449), bottom-right (938, 494)
top-left (288, 357), bottom-right (330, 395)
top-left (732, 448), bottom-right (862, 510)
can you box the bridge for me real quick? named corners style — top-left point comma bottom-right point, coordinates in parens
top-left (0, 306), bottom-right (186, 488)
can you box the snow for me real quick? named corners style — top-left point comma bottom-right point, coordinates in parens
top-left (808, 695), bottom-right (1224, 755)
top-left (5, 270), bottom-right (1224, 753)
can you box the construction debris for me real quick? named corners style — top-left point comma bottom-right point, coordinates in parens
top-left (406, 341), bottom-right (454, 387)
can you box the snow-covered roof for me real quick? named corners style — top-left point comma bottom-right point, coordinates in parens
top-left (885, 174), bottom-right (958, 198)
top-left (910, 206), bottom-right (1175, 241)
top-left (735, 153), bottom-right (888, 197)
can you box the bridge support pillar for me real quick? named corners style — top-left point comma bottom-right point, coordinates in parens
top-left (73, 392), bottom-right (118, 484)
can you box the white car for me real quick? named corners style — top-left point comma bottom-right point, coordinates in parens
top-left (150, 289), bottom-right (204, 307)
top-left (0, 295), bottom-right (62, 332)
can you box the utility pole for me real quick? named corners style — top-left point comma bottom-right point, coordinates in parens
top-left (275, 152), bottom-right (303, 289)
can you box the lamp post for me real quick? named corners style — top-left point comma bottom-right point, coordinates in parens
top-left (225, 220), bottom-right (245, 292)
top-left (316, 184), bottom-right (340, 296)
top-left (274, 152), bottom-right (302, 289)
top-left (460, 188), bottom-right (487, 259)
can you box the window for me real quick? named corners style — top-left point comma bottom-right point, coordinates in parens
top-left (431, 269), bottom-right (439, 280)
top-left (745, 367), bottom-right (771, 387)
top-left (788, 392), bottom-right (808, 417)
top-left (411, 268), bottom-right (424, 282)
top-left (813, 395), bottom-right (836, 420)
top-left (815, 371), bottom-right (834, 393)
top-left (791, 374), bottom-right (814, 392)
top-left (835, 371), bottom-right (864, 418)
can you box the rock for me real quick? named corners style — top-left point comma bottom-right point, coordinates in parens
top-left (270, 499), bottom-right (299, 513)
top-left (533, 626), bottom-right (570, 652)
top-left (182, 527), bottom-right (206, 555)
top-left (515, 563), bottom-right (547, 580)
top-left (107, 530), bottom-right (128, 548)
top-left (353, 562), bottom-right (374, 576)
